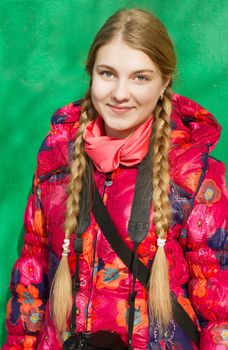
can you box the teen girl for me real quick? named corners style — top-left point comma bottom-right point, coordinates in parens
top-left (2, 8), bottom-right (228, 350)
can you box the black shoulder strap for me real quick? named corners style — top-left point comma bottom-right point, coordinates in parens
top-left (91, 184), bottom-right (199, 347)
top-left (128, 154), bottom-right (153, 243)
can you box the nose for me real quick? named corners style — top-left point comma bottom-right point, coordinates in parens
top-left (111, 79), bottom-right (130, 102)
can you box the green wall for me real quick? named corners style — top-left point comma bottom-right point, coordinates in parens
top-left (0, 0), bottom-right (227, 343)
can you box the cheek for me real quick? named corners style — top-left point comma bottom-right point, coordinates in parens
top-left (91, 79), bottom-right (110, 103)
top-left (134, 88), bottom-right (160, 107)
top-left (91, 80), bottom-right (100, 103)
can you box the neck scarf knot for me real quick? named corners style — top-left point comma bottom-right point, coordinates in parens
top-left (83, 116), bottom-right (153, 172)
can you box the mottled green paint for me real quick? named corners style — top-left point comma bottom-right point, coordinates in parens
top-left (0, 0), bottom-right (227, 343)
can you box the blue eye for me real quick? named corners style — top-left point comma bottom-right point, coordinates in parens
top-left (101, 71), bottom-right (114, 78)
top-left (136, 75), bottom-right (148, 81)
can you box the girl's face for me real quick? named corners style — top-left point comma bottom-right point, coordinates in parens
top-left (91, 39), bottom-right (169, 138)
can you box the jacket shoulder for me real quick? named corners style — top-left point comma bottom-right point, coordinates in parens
top-left (198, 156), bottom-right (228, 203)
top-left (36, 100), bottom-right (82, 181)
top-left (50, 99), bottom-right (82, 125)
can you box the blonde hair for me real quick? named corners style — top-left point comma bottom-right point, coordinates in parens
top-left (51, 8), bottom-right (176, 334)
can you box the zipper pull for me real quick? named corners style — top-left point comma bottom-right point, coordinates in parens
top-left (105, 172), bottom-right (113, 187)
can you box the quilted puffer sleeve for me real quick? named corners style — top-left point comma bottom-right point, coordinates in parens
top-left (2, 101), bottom-right (80, 349)
top-left (2, 173), bottom-right (49, 349)
top-left (181, 157), bottom-right (228, 349)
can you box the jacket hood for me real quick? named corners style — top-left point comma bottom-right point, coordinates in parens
top-left (171, 94), bottom-right (221, 152)
top-left (36, 95), bottom-right (221, 196)
top-left (169, 94), bottom-right (221, 194)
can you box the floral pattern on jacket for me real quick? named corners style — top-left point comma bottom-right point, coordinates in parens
top-left (2, 94), bottom-right (228, 350)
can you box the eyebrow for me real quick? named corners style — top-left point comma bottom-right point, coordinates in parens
top-left (95, 64), bottom-right (155, 74)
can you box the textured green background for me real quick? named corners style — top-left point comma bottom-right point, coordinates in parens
top-left (0, 0), bottom-right (227, 343)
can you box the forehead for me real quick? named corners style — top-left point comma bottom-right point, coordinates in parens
top-left (94, 39), bottom-right (159, 73)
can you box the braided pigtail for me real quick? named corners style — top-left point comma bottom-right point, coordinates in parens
top-left (148, 87), bottom-right (173, 329)
top-left (50, 89), bottom-right (96, 334)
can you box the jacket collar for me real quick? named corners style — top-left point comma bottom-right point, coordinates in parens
top-left (36, 95), bottom-right (221, 196)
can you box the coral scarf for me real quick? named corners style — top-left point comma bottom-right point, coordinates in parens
top-left (83, 116), bottom-right (153, 172)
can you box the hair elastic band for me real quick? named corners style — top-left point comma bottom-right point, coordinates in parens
top-left (62, 238), bottom-right (70, 256)
top-left (157, 238), bottom-right (166, 247)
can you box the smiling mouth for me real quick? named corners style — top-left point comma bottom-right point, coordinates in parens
top-left (107, 104), bottom-right (133, 113)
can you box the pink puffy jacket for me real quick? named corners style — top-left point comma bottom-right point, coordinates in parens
top-left (2, 94), bottom-right (228, 349)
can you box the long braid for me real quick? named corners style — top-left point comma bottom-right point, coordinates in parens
top-left (65, 95), bottom-right (95, 237)
top-left (50, 89), bottom-right (96, 334)
top-left (148, 87), bottom-right (173, 328)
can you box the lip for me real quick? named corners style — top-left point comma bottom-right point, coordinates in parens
top-left (107, 104), bottom-right (133, 114)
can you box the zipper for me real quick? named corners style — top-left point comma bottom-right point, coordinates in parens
top-left (38, 165), bottom-right (69, 183)
top-left (84, 172), bottom-right (113, 330)
top-left (104, 172), bottom-right (113, 187)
